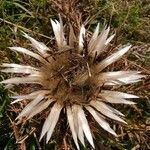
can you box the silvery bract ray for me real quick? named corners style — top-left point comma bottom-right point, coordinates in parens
top-left (0, 17), bottom-right (144, 150)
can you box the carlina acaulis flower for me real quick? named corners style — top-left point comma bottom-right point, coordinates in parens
top-left (0, 16), bottom-right (145, 149)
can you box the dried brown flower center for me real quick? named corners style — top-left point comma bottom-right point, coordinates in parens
top-left (43, 51), bottom-right (95, 105)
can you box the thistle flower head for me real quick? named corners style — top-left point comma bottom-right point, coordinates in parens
top-left (0, 17), bottom-right (144, 149)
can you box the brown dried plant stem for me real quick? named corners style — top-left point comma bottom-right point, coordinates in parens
top-left (7, 115), bottom-right (26, 150)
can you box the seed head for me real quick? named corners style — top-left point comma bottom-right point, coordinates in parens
top-left (0, 17), bottom-right (144, 149)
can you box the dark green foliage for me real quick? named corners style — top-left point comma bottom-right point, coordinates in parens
top-left (0, 84), bottom-right (15, 150)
